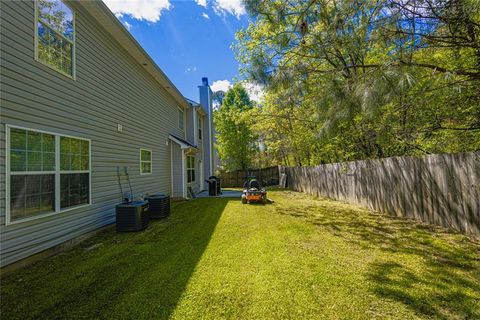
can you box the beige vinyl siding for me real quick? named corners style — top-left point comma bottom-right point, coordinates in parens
top-left (171, 143), bottom-right (184, 198)
top-left (185, 106), bottom-right (195, 144)
top-left (0, 1), bottom-right (185, 266)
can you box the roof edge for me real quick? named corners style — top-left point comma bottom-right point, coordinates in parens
top-left (169, 134), bottom-right (198, 150)
top-left (75, 1), bottom-right (189, 108)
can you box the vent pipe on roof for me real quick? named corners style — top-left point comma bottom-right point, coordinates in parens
top-left (202, 77), bottom-right (209, 86)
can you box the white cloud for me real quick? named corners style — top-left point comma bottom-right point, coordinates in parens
top-left (213, 0), bottom-right (245, 19)
top-left (202, 12), bottom-right (210, 19)
top-left (195, 0), bottom-right (207, 8)
top-left (211, 80), bottom-right (232, 92)
top-left (243, 81), bottom-right (264, 102)
top-left (103, 0), bottom-right (171, 23)
top-left (123, 20), bottom-right (132, 30)
top-left (210, 80), bottom-right (264, 102)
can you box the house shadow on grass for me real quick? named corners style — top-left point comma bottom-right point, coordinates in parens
top-left (0, 198), bottom-right (229, 320)
top-left (272, 197), bottom-right (480, 319)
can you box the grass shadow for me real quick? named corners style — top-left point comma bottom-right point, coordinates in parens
top-left (271, 191), bottom-right (480, 319)
top-left (0, 198), bottom-right (229, 319)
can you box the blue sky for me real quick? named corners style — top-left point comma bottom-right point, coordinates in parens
top-left (104, 0), bottom-right (253, 101)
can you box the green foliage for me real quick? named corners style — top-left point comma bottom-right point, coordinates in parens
top-left (221, 83), bottom-right (253, 111)
top-left (211, 90), bottom-right (226, 107)
top-left (214, 84), bottom-right (258, 170)
top-left (236, 0), bottom-right (480, 165)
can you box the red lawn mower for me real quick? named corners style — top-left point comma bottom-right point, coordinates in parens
top-left (241, 178), bottom-right (268, 204)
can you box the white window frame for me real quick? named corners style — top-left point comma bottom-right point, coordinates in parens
top-left (187, 155), bottom-right (195, 183)
top-left (5, 125), bottom-right (91, 226)
top-left (178, 108), bottom-right (185, 131)
top-left (140, 148), bottom-right (152, 175)
top-left (34, 0), bottom-right (76, 80)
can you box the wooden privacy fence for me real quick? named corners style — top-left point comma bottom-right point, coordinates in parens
top-left (280, 152), bottom-right (480, 235)
top-left (219, 166), bottom-right (280, 188)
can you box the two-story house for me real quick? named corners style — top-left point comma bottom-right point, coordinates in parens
top-left (170, 78), bottom-right (215, 198)
top-left (0, 0), bottom-right (215, 268)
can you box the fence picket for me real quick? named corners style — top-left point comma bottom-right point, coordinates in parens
top-left (281, 152), bottom-right (480, 235)
top-left (219, 166), bottom-right (280, 188)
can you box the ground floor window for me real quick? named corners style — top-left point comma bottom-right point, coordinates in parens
top-left (140, 149), bottom-right (152, 175)
top-left (187, 156), bottom-right (195, 183)
top-left (7, 126), bottom-right (90, 224)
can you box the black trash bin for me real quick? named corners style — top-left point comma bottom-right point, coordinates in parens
top-left (212, 176), bottom-right (222, 195)
top-left (206, 178), bottom-right (218, 196)
top-left (145, 193), bottom-right (170, 219)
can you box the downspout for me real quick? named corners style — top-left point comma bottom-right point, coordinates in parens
top-left (182, 150), bottom-right (186, 198)
top-left (170, 141), bottom-right (173, 196)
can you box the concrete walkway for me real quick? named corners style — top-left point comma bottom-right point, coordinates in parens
top-left (196, 189), bottom-right (242, 199)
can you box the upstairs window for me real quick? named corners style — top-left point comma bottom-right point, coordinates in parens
top-left (140, 149), bottom-right (152, 175)
top-left (178, 108), bottom-right (184, 131)
top-left (36, 0), bottom-right (75, 77)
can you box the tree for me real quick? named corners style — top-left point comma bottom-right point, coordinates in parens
top-left (213, 84), bottom-right (258, 170)
top-left (235, 0), bottom-right (480, 165)
top-left (212, 90), bottom-right (226, 108)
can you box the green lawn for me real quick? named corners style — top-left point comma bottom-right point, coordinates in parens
top-left (1, 190), bottom-right (479, 319)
